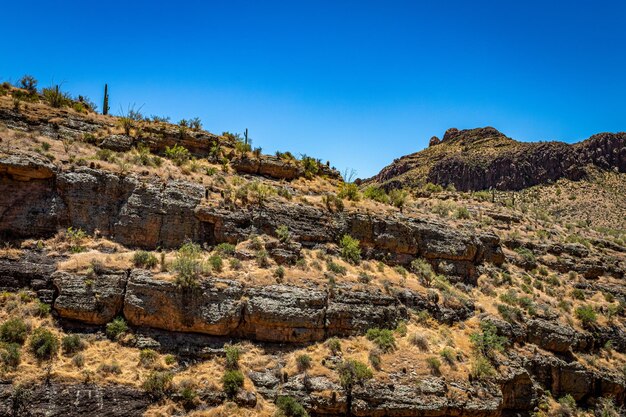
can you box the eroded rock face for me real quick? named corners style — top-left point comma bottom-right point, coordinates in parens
top-left (1, 155), bottom-right (502, 282)
top-left (0, 381), bottom-right (151, 417)
top-left (123, 270), bottom-right (245, 335)
top-left (53, 270), bottom-right (127, 325)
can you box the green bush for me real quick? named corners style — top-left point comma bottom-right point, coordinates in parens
top-left (275, 395), bottom-right (309, 417)
top-left (0, 342), bottom-right (21, 368)
top-left (140, 349), bottom-right (159, 367)
top-left (514, 247), bottom-right (536, 263)
top-left (338, 183), bottom-right (360, 201)
top-left (222, 370), bottom-right (244, 398)
top-left (338, 359), bottom-right (373, 390)
top-left (366, 328), bottom-right (396, 353)
top-left (469, 321), bottom-right (507, 358)
top-left (326, 337), bottom-right (341, 355)
top-left (363, 186), bottom-right (389, 204)
top-left (42, 85), bottom-right (71, 108)
top-left (133, 251), bottom-right (158, 268)
top-left (340, 234), bottom-right (361, 264)
top-left (455, 206), bottom-right (470, 219)
top-left (296, 354), bottom-right (312, 373)
top-left (326, 260), bottom-right (347, 275)
top-left (388, 189), bottom-right (408, 210)
top-left (61, 334), bottom-right (85, 354)
top-left (106, 317), bottom-right (128, 340)
top-left (256, 249), bottom-right (270, 268)
top-left (274, 266), bottom-right (285, 280)
top-left (66, 227), bottom-right (87, 253)
top-left (300, 156), bottom-right (319, 179)
top-left (322, 193), bottom-right (344, 212)
top-left (29, 327), bottom-right (59, 360)
top-left (98, 361), bottom-right (122, 375)
top-left (440, 347), bottom-right (455, 364)
top-left (276, 225), bottom-right (290, 243)
top-left (215, 243), bottom-right (236, 255)
top-left (164, 144), bottom-right (191, 166)
top-left (368, 349), bottom-right (382, 370)
top-left (209, 254), bottom-right (223, 272)
top-left (172, 242), bottom-right (204, 287)
top-left (0, 318), bottom-right (28, 345)
top-left (571, 288), bottom-right (585, 300)
top-left (143, 371), bottom-right (173, 397)
top-left (426, 356), bottom-right (441, 374)
top-left (470, 355), bottom-right (496, 380)
top-left (575, 305), bottom-right (597, 327)
top-left (225, 345), bottom-right (240, 370)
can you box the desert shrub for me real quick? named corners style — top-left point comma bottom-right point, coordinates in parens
top-left (326, 337), bottom-right (341, 355)
top-left (164, 354), bottom-right (177, 365)
top-left (455, 206), bottom-right (470, 219)
top-left (172, 242), bottom-right (204, 287)
top-left (409, 333), bottom-right (429, 351)
top-left (222, 370), bottom-right (244, 398)
top-left (594, 397), bottom-right (621, 417)
top-left (470, 355), bottom-right (496, 380)
top-left (66, 227), bottom-right (87, 253)
top-left (411, 258), bottom-right (434, 285)
top-left (276, 225), bottom-right (290, 242)
top-left (256, 249), bottom-right (270, 268)
top-left (300, 156), bottom-right (319, 179)
top-left (575, 305), bottom-right (597, 327)
top-left (363, 186), bottom-right (389, 204)
top-left (61, 334), bottom-right (85, 354)
top-left (497, 304), bottom-right (524, 323)
top-left (469, 321), bottom-right (507, 358)
top-left (276, 395), bottom-right (309, 417)
top-left (322, 193), bottom-right (344, 212)
top-left (215, 243), bottom-right (236, 255)
top-left (143, 371), bottom-right (173, 397)
top-left (72, 352), bottom-right (85, 367)
top-left (440, 347), bottom-right (455, 364)
top-left (571, 288), bottom-right (585, 300)
top-left (369, 348), bottom-right (382, 370)
top-left (514, 247), bottom-right (536, 263)
top-left (164, 144), bottom-right (191, 166)
top-left (326, 260), bottom-right (346, 275)
top-left (424, 182), bottom-right (443, 193)
top-left (229, 258), bottom-right (242, 270)
top-left (42, 85), bottom-right (70, 107)
top-left (225, 345), bottom-right (240, 370)
top-left (389, 189), bottom-right (408, 209)
top-left (133, 251), bottom-right (158, 268)
top-left (140, 349), bottom-right (159, 367)
top-left (189, 117), bottom-right (202, 130)
top-left (29, 327), bottom-right (59, 360)
top-left (426, 357), bottom-right (441, 374)
top-left (338, 183), bottom-right (360, 201)
top-left (106, 317), bottom-right (128, 340)
top-left (338, 359), bottom-right (373, 390)
top-left (0, 342), bottom-right (21, 368)
top-left (395, 320), bottom-right (407, 336)
top-left (19, 75), bottom-right (38, 94)
top-left (0, 318), bottom-right (28, 345)
top-left (96, 148), bottom-right (117, 162)
top-left (209, 254), bottom-right (223, 272)
top-left (249, 181), bottom-right (275, 205)
top-left (366, 328), bottom-right (396, 353)
top-left (98, 361), bottom-right (122, 375)
top-left (340, 234), bottom-right (361, 264)
top-left (296, 354), bottom-right (312, 373)
top-left (274, 266), bottom-right (285, 280)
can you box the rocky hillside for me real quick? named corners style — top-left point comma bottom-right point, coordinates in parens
top-left (367, 127), bottom-right (626, 191)
top-left (0, 83), bottom-right (625, 417)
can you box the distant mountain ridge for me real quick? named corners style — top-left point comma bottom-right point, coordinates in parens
top-left (367, 127), bottom-right (626, 191)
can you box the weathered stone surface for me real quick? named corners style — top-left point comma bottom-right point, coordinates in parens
top-left (53, 270), bottom-right (127, 324)
top-left (237, 285), bottom-right (326, 342)
top-left (99, 134), bottom-right (134, 152)
top-left (526, 319), bottom-right (578, 353)
top-left (123, 270), bottom-right (244, 335)
top-left (0, 381), bottom-right (151, 417)
top-left (0, 153), bottom-right (56, 180)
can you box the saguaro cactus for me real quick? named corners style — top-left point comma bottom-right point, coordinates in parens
top-left (103, 84), bottom-right (109, 115)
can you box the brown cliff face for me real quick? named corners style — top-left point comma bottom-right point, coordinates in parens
top-left (369, 127), bottom-right (626, 191)
top-left (0, 153), bottom-right (502, 282)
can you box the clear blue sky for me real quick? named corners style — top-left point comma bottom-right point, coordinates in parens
top-left (2, 1), bottom-right (625, 178)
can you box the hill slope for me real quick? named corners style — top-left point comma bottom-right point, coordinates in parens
top-left (367, 127), bottom-right (626, 191)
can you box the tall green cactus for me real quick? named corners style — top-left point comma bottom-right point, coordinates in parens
top-left (103, 84), bottom-right (109, 115)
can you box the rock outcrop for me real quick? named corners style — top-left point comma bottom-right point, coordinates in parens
top-left (1, 153), bottom-right (502, 282)
top-left (369, 127), bottom-right (626, 191)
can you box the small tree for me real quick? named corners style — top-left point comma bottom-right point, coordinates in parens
top-left (29, 327), bottom-right (59, 360)
top-left (340, 235), bottom-right (361, 264)
top-left (171, 242), bottom-right (204, 288)
top-left (222, 370), bottom-right (244, 398)
top-left (338, 359), bottom-right (373, 393)
top-left (19, 75), bottom-right (38, 95)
